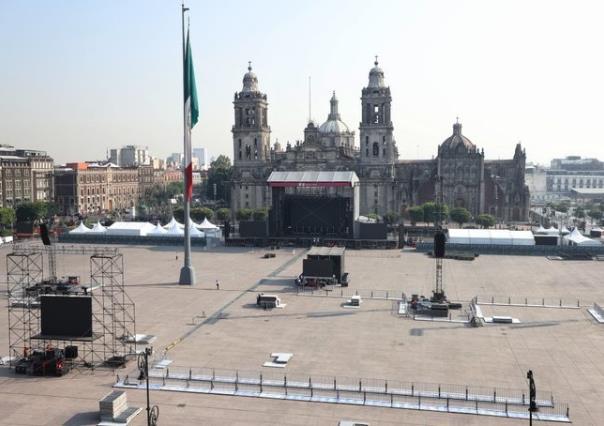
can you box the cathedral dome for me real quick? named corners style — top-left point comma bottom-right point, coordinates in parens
top-left (318, 91), bottom-right (351, 134)
top-left (242, 62), bottom-right (259, 93)
top-left (440, 121), bottom-right (476, 153)
top-left (368, 58), bottom-right (385, 89)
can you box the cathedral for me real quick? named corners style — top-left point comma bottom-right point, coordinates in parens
top-left (230, 60), bottom-right (530, 223)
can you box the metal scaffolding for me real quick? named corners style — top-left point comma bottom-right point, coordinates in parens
top-left (6, 244), bottom-right (136, 368)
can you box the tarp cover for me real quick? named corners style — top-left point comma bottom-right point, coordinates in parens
top-left (89, 222), bottom-right (106, 233)
top-left (106, 221), bottom-right (155, 236)
top-left (447, 229), bottom-right (535, 246)
top-left (69, 222), bottom-right (91, 234)
top-left (267, 170), bottom-right (359, 187)
top-left (564, 228), bottom-right (602, 246)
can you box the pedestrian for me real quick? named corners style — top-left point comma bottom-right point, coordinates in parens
top-left (216, 280), bottom-right (220, 290)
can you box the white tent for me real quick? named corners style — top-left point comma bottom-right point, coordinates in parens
top-left (564, 228), bottom-right (602, 246)
top-left (163, 217), bottom-right (184, 229)
top-left (70, 222), bottom-right (91, 234)
top-left (535, 225), bottom-right (547, 234)
top-left (189, 224), bottom-right (205, 238)
top-left (89, 221), bottom-right (107, 233)
top-left (147, 222), bottom-right (168, 236)
top-left (198, 218), bottom-right (219, 230)
top-left (545, 226), bottom-right (559, 235)
top-left (447, 229), bottom-right (535, 246)
top-left (106, 221), bottom-right (155, 236)
top-left (165, 222), bottom-right (184, 236)
top-left (560, 226), bottom-right (571, 235)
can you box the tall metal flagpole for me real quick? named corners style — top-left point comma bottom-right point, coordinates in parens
top-left (179, 2), bottom-right (195, 285)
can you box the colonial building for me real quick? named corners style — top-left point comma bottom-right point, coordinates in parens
top-left (0, 146), bottom-right (54, 207)
top-left (230, 61), bottom-right (530, 223)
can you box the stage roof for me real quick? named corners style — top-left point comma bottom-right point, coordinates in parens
top-left (267, 171), bottom-right (359, 187)
top-left (307, 246), bottom-right (346, 256)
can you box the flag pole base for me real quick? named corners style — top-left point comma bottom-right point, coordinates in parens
top-left (179, 265), bottom-right (196, 285)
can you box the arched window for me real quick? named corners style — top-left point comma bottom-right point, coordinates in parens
top-left (373, 142), bottom-right (379, 157)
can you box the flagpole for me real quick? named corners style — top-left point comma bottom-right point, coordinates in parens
top-left (179, 2), bottom-right (195, 285)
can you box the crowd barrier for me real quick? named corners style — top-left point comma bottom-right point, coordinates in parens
top-left (59, 234), bottom-right (208, 247)
top-left (415, 242), bottom-right (604, 256)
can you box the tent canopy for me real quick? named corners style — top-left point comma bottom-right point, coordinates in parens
top-left (199, 218), bottom-right (219, 230)
top-left (164, 217), bottom-right (184, 229)
top-left (106, 221), bottom-right (155, 236)
top-left (447, 229), bottom-right (535, 246)
top-left (564, 229), bottom-right (602, 246)
top-left (70, 222), bottom-right (91, 234)
top-left (147, 222), bottom-right (168, 235)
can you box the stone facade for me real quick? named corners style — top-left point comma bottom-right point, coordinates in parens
top-left (0, 146), bottom-right (54, 207)
top-left (231, 62), bottom-right (530, 223)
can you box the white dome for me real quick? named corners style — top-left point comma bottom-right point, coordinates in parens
top-left (319, 119), bottom-right (350, 134)
top-left (318, 91), bottom-right (351, 134)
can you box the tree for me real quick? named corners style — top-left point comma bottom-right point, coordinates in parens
top-left (575, 207), bottom-right (585, 219)
top-left (252, 208), bottom-right (268, 222)
top-left (475, 213), bottom-right (496, 229)
top-left (408, 206), bottom-right (424, 225)
top-left (215, 208), bottom-right (231, 222)
top-left (366, 213), bottom-right (379, 221)
top-left (236, 208), bottom-right (253, 221)
top-left (206, 155), bottom-right (232, 202)
top-left (588, 209), bottom-right (602, 223)
top-left (422, 202), bottom-right (448, 225)
top-left (191, 207), bottom-right (214, 222)
top-left (166, 182), bottom-right (184, 198)
top-left (449, 207), bottom-right (471, 227)
top-left (0, 207), bottom-right (15, 234)
top-left (383, 211), bottom-right (399, 225)
top-left (16, 203), bottom-right (38, 222)
top-left (172, 206), bottom-right (185, 222)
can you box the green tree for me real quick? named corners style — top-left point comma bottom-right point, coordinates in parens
top-left (408, 206), bottom-right (424, 225)
top-left (215, 208), bottom-right (231, 222)
top-left (449, 207), bottom-right (471, 227)
top-left (16, 203), bottom-right (38, 222)
top-left (422, 202), bottom-right (448, 225)
top-left (588, 209), bottom-right (602, 222)
top-left (366, 213), bottom-right (379, 221)
top-left (475, 213), bottom-right (496, 229)
top-left (172, 206), bottom-right (185, 222)
top-left (574, 207), bottom-right (585, 219)
top-left (252, 208), bottom-right (269, 222)
top-left (236, 208), bottom-right (253, 221)
top-left (166, 182), bottom-right (184, 198)
top-left (383, 211), bottom-right (399, 225)
top-left (0, 207), bottom-right (15, 234)
top-left (206, 155), bottom-right (232, 202)
top-left (191, 207), bottom-right (214, 222)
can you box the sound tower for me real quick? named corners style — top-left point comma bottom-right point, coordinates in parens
top-left (434, 231), bottom-right (446, 258)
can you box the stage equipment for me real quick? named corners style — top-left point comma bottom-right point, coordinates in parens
top-left (138, 346), bottom-right (159, 426)
top-left (7, 244), bottom-right (136, 369)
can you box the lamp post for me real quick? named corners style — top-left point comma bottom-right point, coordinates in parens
top-left (527, 370), bottom-right (537, 425)
top-left (138, 347), bottom-right (159, 426)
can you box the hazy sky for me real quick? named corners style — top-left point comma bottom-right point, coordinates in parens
top-left (1, 0), bottom-right (603, 165)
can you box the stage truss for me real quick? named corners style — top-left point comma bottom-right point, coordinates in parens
top-left (6, 244), bottom-right (136, 369)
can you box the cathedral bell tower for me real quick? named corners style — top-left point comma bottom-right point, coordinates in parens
top-left (232, 62), bottom-right (271, 165)
top-left (360, 58), bottom-right (396, 165)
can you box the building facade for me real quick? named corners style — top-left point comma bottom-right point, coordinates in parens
top-left (109, 145), bottom-right (151, 167)
top-left (0, 146), bottom-right (54, 207)
top-left (231, 62), bottom-right (530, 222)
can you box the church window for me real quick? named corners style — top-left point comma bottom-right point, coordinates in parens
top-left (365, 148), bottom-right (369, 156)
top-left (365, 136), bottom-right (369, 146)
top-left (238, 139), bottom-right (242, 148)
top-left (373, 105), bottom-right (380, 124)
top-left (254, 138), bottom-right (257, 146)
top-left (373, 142), bottom-right (379, 157)
top-left (383, 148), bottom-right (386, 156)
top-left (382, 136), bottom-right (386, 144)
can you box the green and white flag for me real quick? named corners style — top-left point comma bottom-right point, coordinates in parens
top-left (184, 28), bottom-right (198, 201)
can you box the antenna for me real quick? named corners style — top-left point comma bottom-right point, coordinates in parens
top-left (308, 76), bottom-right (312, 123)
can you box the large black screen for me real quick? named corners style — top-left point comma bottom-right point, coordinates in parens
top-left (303, 259), bottom-right (334, 278)
top-left (40, 295), bottom-right (93, 338)
top-left (283, 196), bottom-right (351, 237)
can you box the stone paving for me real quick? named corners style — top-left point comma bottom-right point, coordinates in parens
top-left (0, 244), bottom-right (603, 425)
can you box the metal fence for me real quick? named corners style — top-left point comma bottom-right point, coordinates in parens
top-left (116, 365), bottom-right (570, 422)
top-left (475, 295), bottom-right (581, 309)
top-left (416, 242), bottom-right (604, 256)
top-left (296, 286), bottom-right (405, 301)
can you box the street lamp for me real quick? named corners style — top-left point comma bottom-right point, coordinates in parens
top-left (527, 370), bottom-right (538, 425)
top-left (138, 347), bottom-right (159, 426)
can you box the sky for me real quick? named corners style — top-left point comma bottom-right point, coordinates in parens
top-left (1, 0), bottom-right (603, 166)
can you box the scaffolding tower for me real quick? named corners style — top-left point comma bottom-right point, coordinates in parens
top-left (6, 244), bottom-right (136, 368)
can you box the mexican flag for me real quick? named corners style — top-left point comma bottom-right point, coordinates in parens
top-left (184, 28), bottom-right (199, 202)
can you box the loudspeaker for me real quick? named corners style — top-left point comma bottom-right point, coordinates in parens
top-left (434, 231), bottom-right (446, 258)
top-left (40, 224), bottom-right (51, 246)
top-left (65, 345), bottom-right (78, 359)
